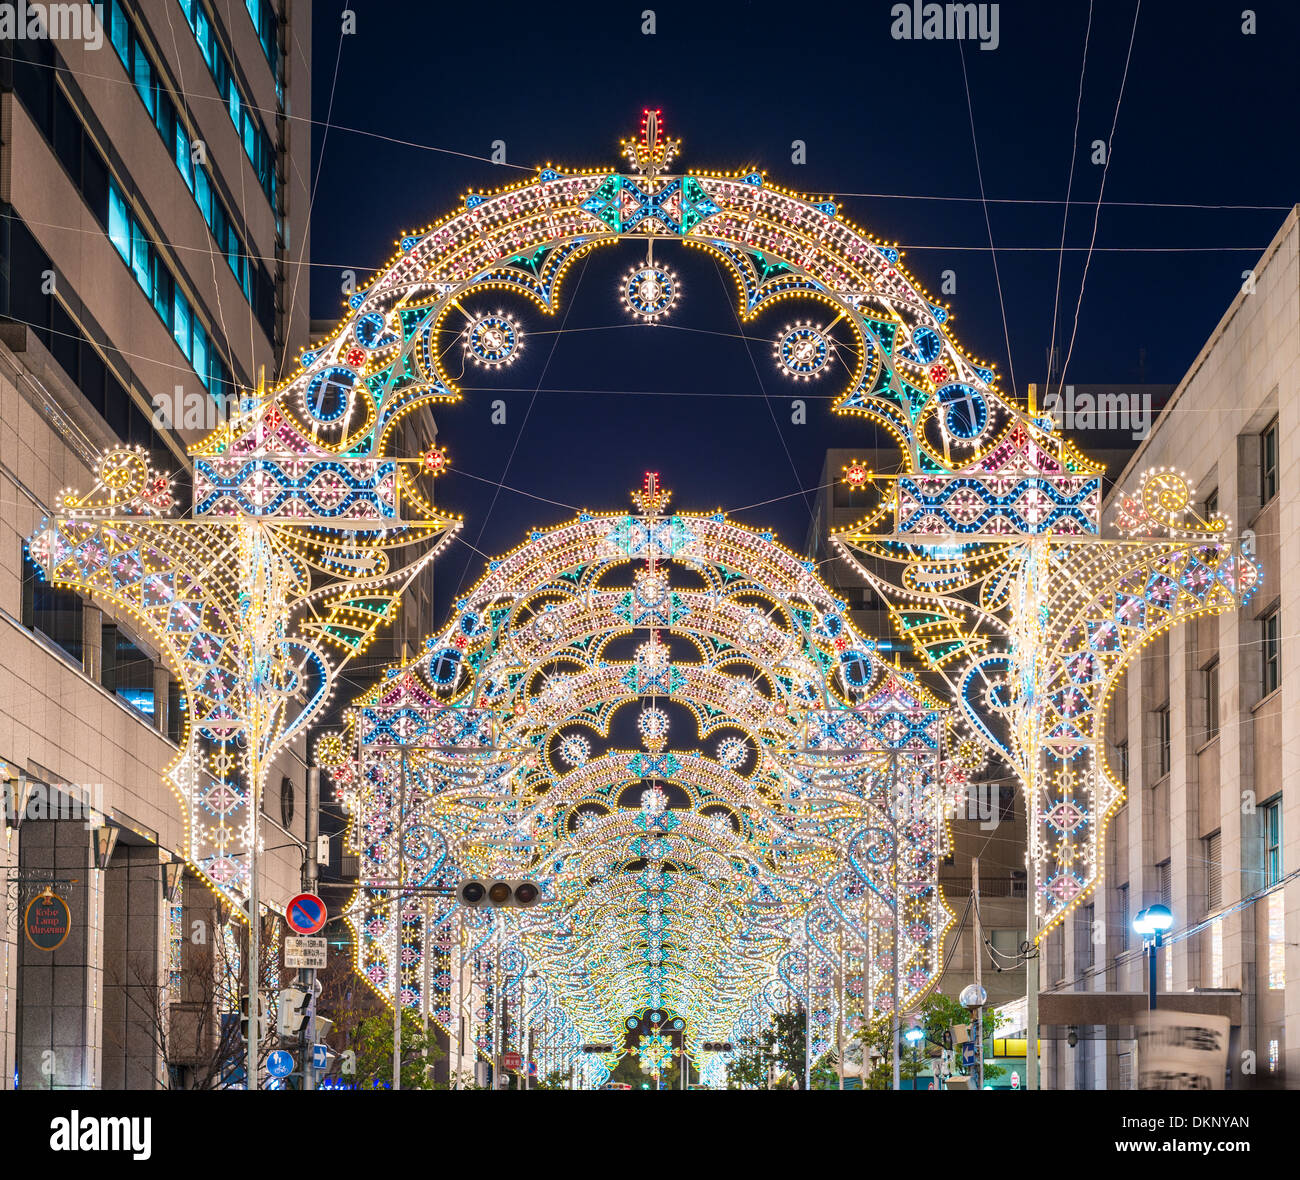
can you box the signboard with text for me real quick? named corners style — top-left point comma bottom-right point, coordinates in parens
top-left (24, 890), bottom-right (71, 951)
top-left (285, 936), bottom-right (328, 969)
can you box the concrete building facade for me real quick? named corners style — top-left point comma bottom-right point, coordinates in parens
top-left (1039, 207), bottom-right (1300, 1090)
top-left (0, 0), bottom-right (312, 1089)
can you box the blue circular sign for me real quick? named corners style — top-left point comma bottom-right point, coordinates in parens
top-left (267, 1049), bottom-right (295, 1078)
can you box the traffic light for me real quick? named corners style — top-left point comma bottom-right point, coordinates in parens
top-left (457, 879), bottom-right (540, 908)
top-left (701, 1041), bottom-right (733, 1052)
top-left (457, 880), bottom-right (487, 907)
top-left (583, 1042), bottom-right (615, 1053)
top-left (277, 987), bottom-right (309, 1038)
top-left (239, 993), bottom-right (271, 1043)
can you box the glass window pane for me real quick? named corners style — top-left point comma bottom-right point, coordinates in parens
top-left (133, 44), bottom-right (154, 116)
top-left (172, 293), bottom-right (191, 356)
top-left (131, 225), bottom-right (150, 293)
top-left (110, 1), bottom-right (129, 67)
top-left (191, 321), bottom-right (208, 387)
top-left (108, 184), bottom-right (130, 260)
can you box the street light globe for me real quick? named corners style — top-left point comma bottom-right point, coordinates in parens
top-left (959, 983), bottom-right (988, 1009)
top-left (903, 1022), bottom-right (925, 1044)
top-left (1132, 907), bottom-right (1154, 935)
top-left (1145, 903), bottom-right (1174, 932)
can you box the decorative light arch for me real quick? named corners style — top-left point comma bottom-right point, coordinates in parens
top-left (319, 477), bottom-right (974, 1075)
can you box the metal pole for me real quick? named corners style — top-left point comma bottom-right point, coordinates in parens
top-left (494, 914), bottom-right (503, 1089)
top-left (891, 751), bottom-right (901, 1092)
top-left (803, 940), bottom-right (812, 1090)
top-left (455, 911), bottom-right (465, 1087)
top-left (836, 931), bottom-right (844, 1090)
top-left (1026, 878), bottom-right (1039, 1090)
top-left (392, 748), bottom-right (406, 1091)
top-left (247, 777), bottom-right (260, 1092)
top-left (303, 766), bottom-right (320, 1091)
top-left (1149, 932), bottom-right (1160, 1010)
top-left (972, 855), bottom-right (984, 1090)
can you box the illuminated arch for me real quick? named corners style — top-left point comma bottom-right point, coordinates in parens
top-left (320, 479), bottom-right (971, 1069)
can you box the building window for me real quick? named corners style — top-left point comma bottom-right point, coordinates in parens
top-left (1262, 796), bottom-right (1282, 887)
top-left (1156, 705), bottom-right (1171, 777)
top-left (1204, 832), bottom-right (1222, 913)
top-left (1158, 859), bottom-right (1174, 989)
top-left (101, 623), bottom-right (155, 717)
top-left (1268, 1038), bottom-right (1280, 1073)
top-left (1268, 892), bottom-right (1285, 990)
top-left (1261, 418), bottom-right (1278, 504)
top-left (1081, 903), bottom-right (1096, 968)
top-left (1262, 609), bottom-right (1280, 696)
top-left (1114, 739), bottom-right (1130, 785)
top-left (1204, 487), bottom-right (1218, 520)
top-left (990, 929), bottom-right (1026, 961)
top-left (1203, 659), bottom-right (1220, 740)
top-left (1118, 884), bottom-right (1129, 951)
top-left (20, 551), bottom-right (83, 663)
top-left (1209, 920), bottom-right (1224, 988)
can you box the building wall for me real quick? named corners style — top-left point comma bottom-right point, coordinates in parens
top-left (0, 0), bottom-right (312, 1090)
top-left (1040, 207), bottom-right (1300, 1089)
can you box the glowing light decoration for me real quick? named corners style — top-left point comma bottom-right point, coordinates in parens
top-left (464, 313), bottom-right (522, 367)
top-left (622, 265), bottom-right (678, 321)
top-left (775, 323), bottom-right (833, 379)
top-left (319, 477), bottom-right (969, 1069)
top-left (834, 447), bottom-right (1260, 937)
top-left (27, 438), bottom-right (456, 914)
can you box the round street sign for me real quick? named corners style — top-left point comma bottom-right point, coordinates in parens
top-left (24, 890), bottom-right (71, 951)
top-left (286, 892), bottom-right (327, 935)
top-left (267, 1050), bottom-right (295, 1079)
top-left (503, 1051), bottom-right (523, 1071)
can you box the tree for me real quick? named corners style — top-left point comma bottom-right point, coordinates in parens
top-left (349, 1007), bottom-right (444, 1089)
top-left (111, 903), bottom-right (282, 1090)
top-left (859, 992), bottom-right (1007, 1090)
top-left (530, 1067), bottom-right (572, 1090)
top-left (726, 1006), bottom-right (815, 1089)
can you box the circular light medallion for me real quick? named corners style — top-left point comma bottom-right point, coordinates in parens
top-left (464, 314), bottom-right (521, 367)
top-left (775, 324), bottom-right (832, 379)
top-left (623, 265), bottom-right (678, 321)
top-left (304, 366), bottom-right (357, 423)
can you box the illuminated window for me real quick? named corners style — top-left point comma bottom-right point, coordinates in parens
top-left (1268, 891), bottom-right (1285, 990)
top-left (1209, 919), bottom-right (1223, 988)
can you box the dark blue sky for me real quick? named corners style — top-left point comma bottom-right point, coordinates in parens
top-left (307, 0), bottom-right (1298, 620)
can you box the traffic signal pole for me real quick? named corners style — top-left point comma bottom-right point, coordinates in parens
top-left (303, 766), bottom-right (320, 1091)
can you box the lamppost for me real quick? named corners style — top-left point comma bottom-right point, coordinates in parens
top-left (903, 1017), bottom-right (924, 1090)
top-left (959, 982), bottom-right (988, 1090)
top-left (1133, 904), bottom-right (1174, 1010)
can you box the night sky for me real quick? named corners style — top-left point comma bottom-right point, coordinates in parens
top-left (306, 0), bottom-right (1299, 623)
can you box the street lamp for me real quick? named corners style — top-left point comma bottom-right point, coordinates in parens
top-left (1133, 904), bottom-right (1174, 1010)
top-left (903, 1017), bottom-right (924, 1089)
top-left (959, 982), bottom-right (988, 1090)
